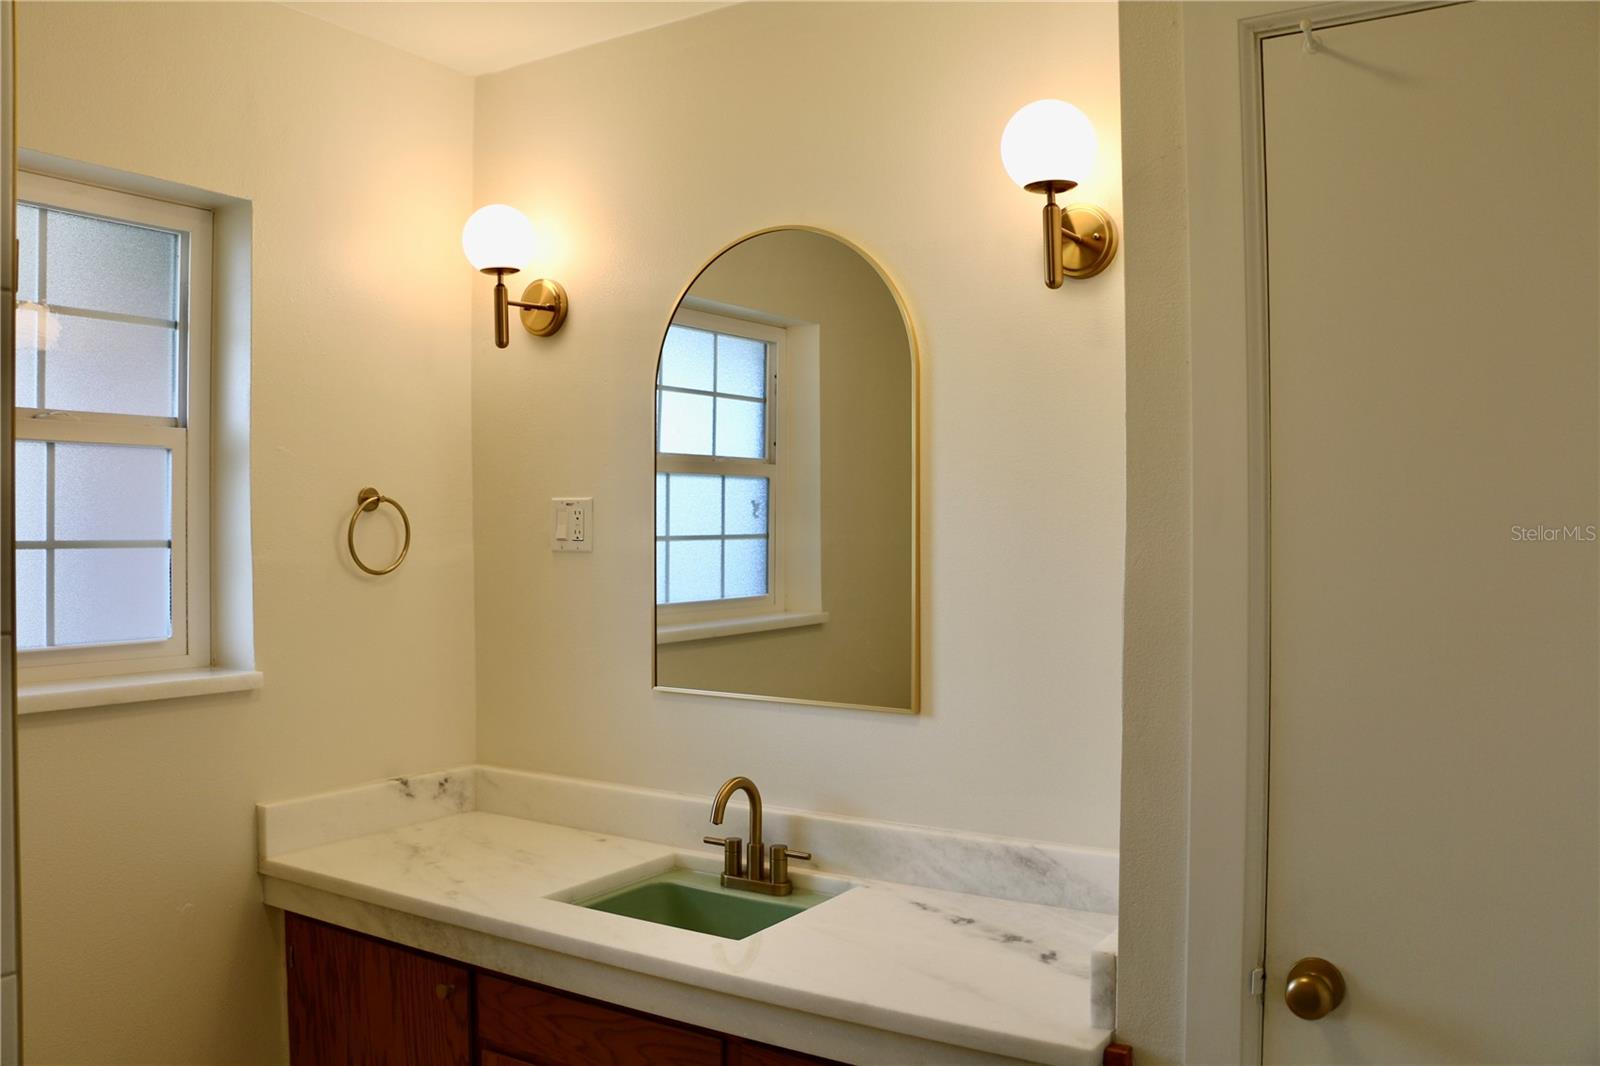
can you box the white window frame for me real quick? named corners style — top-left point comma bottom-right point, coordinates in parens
top-left (656, 308), bottom-right (785, 625)
top-left (15, 171), bottom-right (212, 683)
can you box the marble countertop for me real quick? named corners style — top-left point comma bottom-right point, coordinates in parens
top-left (258, 771), bottom-right (1116, 1065)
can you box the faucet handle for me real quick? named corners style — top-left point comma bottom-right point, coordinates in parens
top-left (704, 835), bottom-right (743, 878)
top-left (769, 843), bottom-right (812, 886)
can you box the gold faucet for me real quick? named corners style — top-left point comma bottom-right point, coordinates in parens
top-left (704, 776), bottom-right (811, 897)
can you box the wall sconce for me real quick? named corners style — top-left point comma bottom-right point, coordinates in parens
top-left (461, 203), bottom-right (569, 347)
top-left (1001, 99), bottom-right (1118, 288)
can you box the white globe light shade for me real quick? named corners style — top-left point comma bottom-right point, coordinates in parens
top-left (1000, 99), bottom-right (1098, 191)
top-left (461, 203), bottom-right (535, 272)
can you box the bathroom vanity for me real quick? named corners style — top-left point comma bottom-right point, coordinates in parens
top-left (259, 767), bottom-right (1119, 1066)
top-left (287, 913), bottom-right (836, 1065)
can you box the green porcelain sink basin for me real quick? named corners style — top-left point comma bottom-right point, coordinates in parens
top-left (579, 868), bottom-right (833, 940)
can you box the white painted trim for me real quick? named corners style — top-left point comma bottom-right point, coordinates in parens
top-left (655, 609), bottom-right (828, 645)
top-left (17, 667), bottom-right (261, 715)
top-left (1183, 5), bottom-right (1463, 1062)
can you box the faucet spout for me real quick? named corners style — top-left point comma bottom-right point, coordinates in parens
top-left (710, 776), bottom-right (764, 880)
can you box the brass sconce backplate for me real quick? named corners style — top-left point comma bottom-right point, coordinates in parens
top-left (1060, 204), bottom-right (1118, 279)
top-left (519, 278), bottom-right (569, 337)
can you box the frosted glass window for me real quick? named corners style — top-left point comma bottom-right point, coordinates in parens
top-left (55, 444), bottom-right (171, 541)
top-left (15, 439), bottom-right (176, 649)
top-left (660, 326), bottom-right (714, 391)
top-left (655, 474), bottom-right (668, 537)
top-left (658, 391), bottom-right (713, 455)
top-left (53, 548), bottom-right (172, 646)
top-left (716, 335), bottom-right (766, 398)
top-left (667, 540), bottom-right (722, 603)
top-left (45, 211), bottom-right (177, 321)
top-left (715, 398), bottom-right (765, 459)
top-left (45, 315), bottom-right (176, 417)
top-left (16, 200), bottom-right (180, 417)
top-left (15, 441), bottom-right (46, 542)
top-left (666, 473), bottom-right (721, 536)
top-left (16, 551), bottom-right (45, 651)
top-left (657, 319), bottom-right (770, 460)
top-left (724, 477), bottom-right (769, 536)
top-left (14, 303), bottom-right (41, 408)
top-left (654, 474), bottom-right (770, 605)
top-left (724, 539), bottom-right (768, 599)
top-left (16, 206), bottom-right (38, 302)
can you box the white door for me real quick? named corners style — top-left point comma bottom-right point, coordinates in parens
top-left (1263, 3), bottom-right (1598, 1062)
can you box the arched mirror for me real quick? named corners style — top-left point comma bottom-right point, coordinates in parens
top-left (653, 228), bottom-right (919, 713)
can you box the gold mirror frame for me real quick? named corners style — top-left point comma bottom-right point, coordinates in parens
top-left (651, 226), bottom-right (922, 714)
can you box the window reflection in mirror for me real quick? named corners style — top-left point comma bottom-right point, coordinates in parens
top-left (654, 229), bottom-right (918, 713)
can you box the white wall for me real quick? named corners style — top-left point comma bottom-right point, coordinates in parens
top-left (14, 4), bottom-right (477, 1061)
top-left (1114, 3), bottom-right (1191, 1061)
top-left (1116, 2), bottom-right (1288, 1058)
top-left (471, 1), bottom-right (1127, 848)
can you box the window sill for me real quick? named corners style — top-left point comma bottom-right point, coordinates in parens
top-left (656, 610), bottom-right (829, 645)
top-left (18, 667), bottom-right (263, 715)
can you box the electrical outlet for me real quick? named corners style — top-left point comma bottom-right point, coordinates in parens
top-left (551, 497), bottom-right (593, 552)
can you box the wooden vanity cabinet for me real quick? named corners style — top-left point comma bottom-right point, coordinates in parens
top-left (285, 914), bottom-right (844, 1066)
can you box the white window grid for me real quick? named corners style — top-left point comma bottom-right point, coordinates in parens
top-left (16, 172), bottom-right (212, 680)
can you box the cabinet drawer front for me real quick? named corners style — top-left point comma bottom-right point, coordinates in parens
top-left (478, 975), bottom-right (723, 1066)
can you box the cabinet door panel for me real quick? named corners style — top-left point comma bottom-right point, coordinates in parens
top-left (285, 913), bottom-right (470, 1066)
top-left (478, 975), bottom-right (722, 1066)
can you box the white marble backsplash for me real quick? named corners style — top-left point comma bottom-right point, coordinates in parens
top-left (258, 766), bottom-right (474, 858)
top-left (473, 766), bottom-right (1118, 913)
top-left (259, 764), bottom-right (1116, 914)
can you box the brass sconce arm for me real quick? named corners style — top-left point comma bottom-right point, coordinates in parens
top-left (484, 268), bottom-right (569, 348)
top-left (1037, 185), bottom-right (1117, 289)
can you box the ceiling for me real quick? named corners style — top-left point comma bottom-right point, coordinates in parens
top-left (283, 2), bottom-right (730, 77)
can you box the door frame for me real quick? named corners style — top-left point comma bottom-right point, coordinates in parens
top-left (1184, 4), bottom-right (1464, 1063)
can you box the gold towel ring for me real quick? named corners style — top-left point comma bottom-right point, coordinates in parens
top-left (347, 487), bottom-right (410, 576)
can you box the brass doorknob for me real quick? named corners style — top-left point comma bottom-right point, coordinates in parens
top-left (1284, 957), bottom-right (1345, 1020)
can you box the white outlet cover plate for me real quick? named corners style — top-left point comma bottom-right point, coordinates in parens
top-left (551, 497), bottom-right (593, 552)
